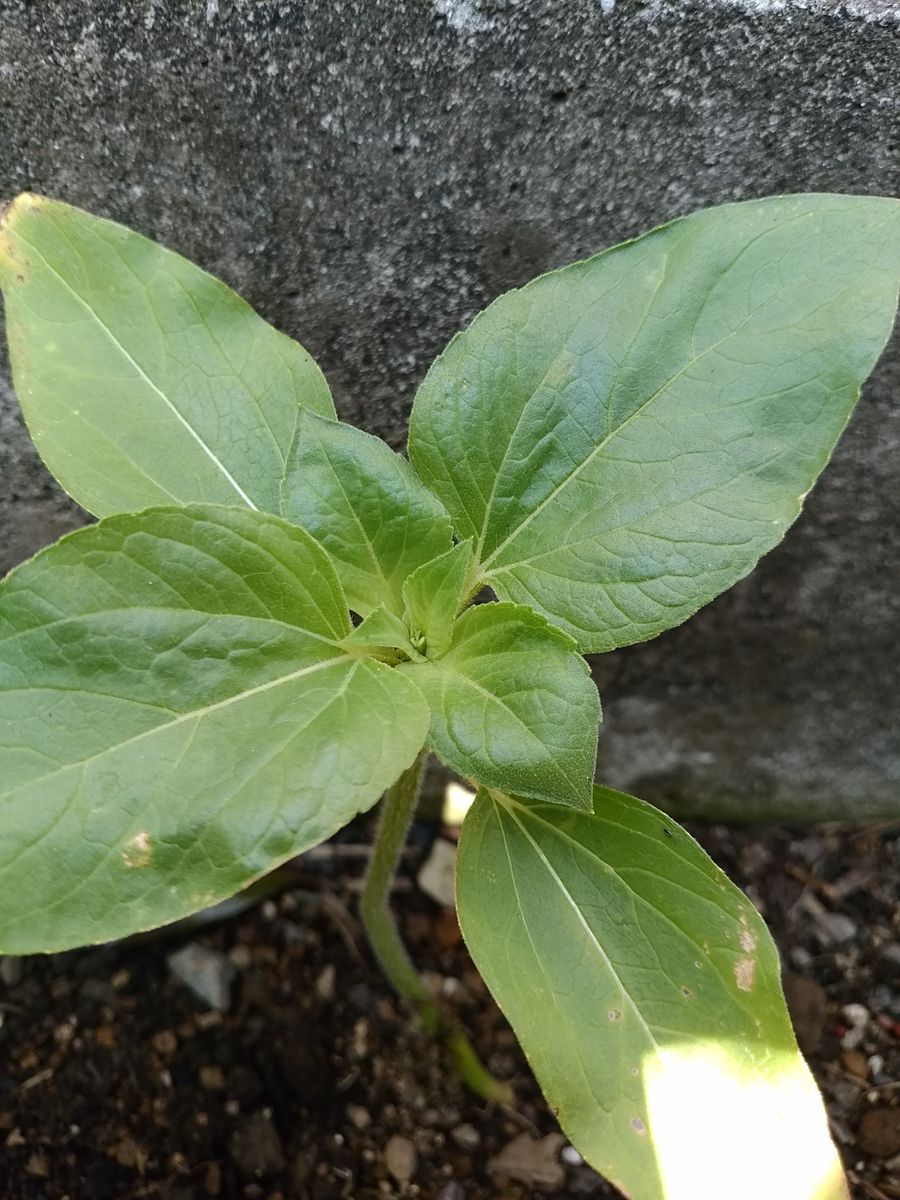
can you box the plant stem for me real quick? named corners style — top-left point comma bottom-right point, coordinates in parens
top-left (360, 752), bottom-right (431, 1005)
top-left (360, 752), bottom-right (513, 1104)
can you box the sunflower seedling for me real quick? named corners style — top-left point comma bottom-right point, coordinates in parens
top-left (1, 192), bottom-right (898, 1200)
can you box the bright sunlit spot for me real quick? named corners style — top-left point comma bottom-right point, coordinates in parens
top-left (443, 781), bottom-right (476, 827)
top-left (641, 1040), bottom-right (848, 1200)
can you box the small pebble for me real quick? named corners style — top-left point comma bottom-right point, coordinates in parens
top-left (783, 974), bottom-right (827, 1056)
top-left (385, 1134), bottom-right (417, 1183)
top-left (842, 1003), bottom-right (869, 1028)
top-left (869, 983), bottom-right (900, 1019)
top-left (857, 1108), bottom-right (900, 1158)
top-left (229, 944), bottom-right (253, 970)
top-left (840, 1049), bottom-right (868, 1080)
top-left (841, 1025), bottom-right (866, 1051)
top-left (315, 964), bottom-right (336, 1001)
top-left (152, 1030), bottom-right (178, 1056)
top-left (451, 1123), bottom-right (481, 1151)
top-left (437, 1184), bottom-right (465, 1200)
top-left (25, 1153), bottom-right (50, 1178)
top-left (789, 946), bottom-right (813, 971)
top-left (814, 912), bottom-right (857, 946)
top-left (831, 1080), bottom-right (862, 1110)
top-left (199, 1065), bottom-right (226, 1090)
top-left (229, 1110), bottom-right (286, 1178)
top-left (348, 1105), bottom-right (371, 1130)
top-left (562, 1144), bottom-right (583, 1165)
top-left (417, 838), bottom-right (457, 907)
top-left (168, 943), bottom-right (236, 1012)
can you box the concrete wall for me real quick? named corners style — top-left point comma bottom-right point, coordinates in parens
top-left (1, 0), bottom-right (898, 820)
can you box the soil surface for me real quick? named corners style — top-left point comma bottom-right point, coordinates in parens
top-left (1, 804), bottom-right (898, 1200)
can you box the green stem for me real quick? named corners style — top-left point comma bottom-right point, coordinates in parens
top-left (360, 752), bottom-right (512, 1104)
top-left (360, 752), bottom-right (431, 1005)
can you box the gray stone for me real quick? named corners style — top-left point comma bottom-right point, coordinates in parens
top-left (1, 0), bottom-right (898, 822)
top-left (167, 942), bottom-right (236, 1012)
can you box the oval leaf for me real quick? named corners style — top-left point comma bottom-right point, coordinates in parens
top-left (0, 193), bottom-right (334, 516)
top-left (409, 194), bottom-right (900, 651)
top-left (281, 410), bottom-right (452, 617)
top-left (400, 604), bottom-right (598, 808)
top-left (0, 505), bottom-right (428, 953)
top-left (457, 786), bottom-right (848, 1200)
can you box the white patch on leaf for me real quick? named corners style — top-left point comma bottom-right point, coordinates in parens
top-left (121, 831), bottom-right (152, 868)
top-left (734, 956), bottom-right (756, 992)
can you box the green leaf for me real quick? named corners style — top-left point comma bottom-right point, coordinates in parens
top-left (0, 193), bottom-right (333, 517)
top-left (280, 410), bottom-right (452, 617)
top-left (399, 603), bottom-right (598, 808)
top-left (344, 605), bottom-right (418, 658)
top-left (457, 786), bottom-right (848, 1200)
top-left (409, 194), bottom-right (900, 652)
top-left (0, 505), bottom-right (428, 954)
top-left (402, 538), bottom-right (472, 659)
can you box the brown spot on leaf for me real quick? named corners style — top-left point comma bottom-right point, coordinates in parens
top-left (734, 955), bottom-right (755, 991)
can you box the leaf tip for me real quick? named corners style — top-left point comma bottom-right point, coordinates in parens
top-left (0, 193), bottom-right (47, 284)
top-left (1, 191), bottom-right (46, 231)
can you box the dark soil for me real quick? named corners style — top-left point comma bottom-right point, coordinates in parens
top-left (1, 805), bottom-right (898, 1200)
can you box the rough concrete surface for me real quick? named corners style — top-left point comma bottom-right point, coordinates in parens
top-left (0, 0), bottom-right (897, 820)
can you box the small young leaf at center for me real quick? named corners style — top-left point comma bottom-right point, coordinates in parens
top-left (402, 538), bottom-right (473, 659)
top-left (400, 603), bottom-right (599, 808)
top-left (280, 410), bottom-right (453, 617)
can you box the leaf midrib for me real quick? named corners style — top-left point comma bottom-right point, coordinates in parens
top-left (0, 606), bottom-right (347, 652)
top-left (1, 654), bottom-right (356, 801)
top-left (497, 793), bottom-right (662, 1056)
top-left (476, 210), bottom-right (843, 578)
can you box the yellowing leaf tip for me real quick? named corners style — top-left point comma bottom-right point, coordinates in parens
top-left (0, 193), bottom-right (47, 281)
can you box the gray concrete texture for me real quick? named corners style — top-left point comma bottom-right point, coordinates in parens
top-left (0, 0), bottom-right (898, 821)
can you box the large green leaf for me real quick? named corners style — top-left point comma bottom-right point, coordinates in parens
top-left (0, 193), bottom-right (333, 516)
top-left (0, 505), bottom-right (428, 953)
top-left (457, 786), bottom-right (848, 1200)
top-left (281, 410), bottom-right (452, 617)
top-left (400, 604), bottom-right (598, 808)
top-left (409, 194), bottom-right (900, 652)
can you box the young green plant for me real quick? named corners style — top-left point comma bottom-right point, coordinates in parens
top-left (1, 193), bottom-right (897, 1200)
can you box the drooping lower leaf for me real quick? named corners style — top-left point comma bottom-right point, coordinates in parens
top-left (400, 604), bottom-right (598, 809)
top-left (456, 786), bottom-right (847, 1200)
top-left (0, 194), bottom-right (334, 517)
top-left (281, 410), bottom-right (453, 617)
top-left (0, 505), bottom-right (428, 953)
top-left (409, 194), bottom-right (900, 652)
